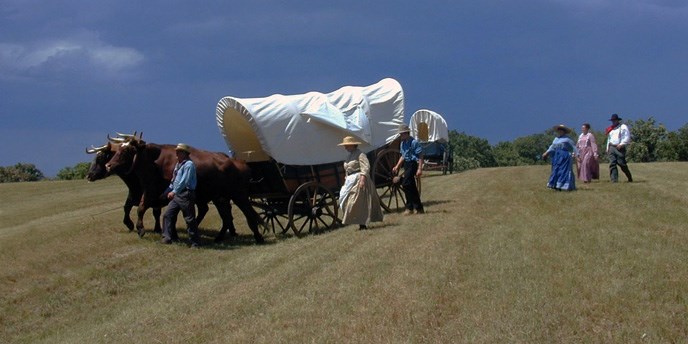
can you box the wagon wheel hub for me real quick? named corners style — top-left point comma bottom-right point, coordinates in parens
top-left (311, 206), bottom-right (323, 218)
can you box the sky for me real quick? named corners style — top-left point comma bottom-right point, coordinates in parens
top-left (1, 0), bottom-right (687, 177)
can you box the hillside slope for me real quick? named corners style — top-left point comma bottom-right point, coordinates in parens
top-left (1, 163), bottom-right (687, 343)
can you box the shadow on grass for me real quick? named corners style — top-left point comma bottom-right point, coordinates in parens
top-left (362, 221), bottom-right (398, 231)
top-left (196, 228), bottom-right (280, 250)
top-left (422, 199), bottom-right (454, 207)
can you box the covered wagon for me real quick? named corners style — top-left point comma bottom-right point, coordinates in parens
top-left (409, 109), bottom-right (453, 175)
top-left (215, 78), bottom-right (409, 235)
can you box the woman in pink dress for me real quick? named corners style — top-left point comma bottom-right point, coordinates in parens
top-left (576, 123), bottom-right (599, 183)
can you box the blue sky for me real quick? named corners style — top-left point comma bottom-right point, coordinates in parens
top-left (1, 0), bottom-right (687, 176)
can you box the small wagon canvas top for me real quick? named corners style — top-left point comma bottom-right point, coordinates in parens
top-left (216, 78), bottom-right (405, 165)
top-left (409, 109), bottom-right (449, 143)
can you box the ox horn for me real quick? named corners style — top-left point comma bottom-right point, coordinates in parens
top-left (107, 133), bottom-right (126, 143)
top-left (86, 144), bottom-right (108, 154)
top-left (115, 131), bottom-right (138, 141)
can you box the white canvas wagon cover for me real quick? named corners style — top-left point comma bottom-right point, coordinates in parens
top-left (216, 78), bottom-right (404, 164)
top-left (409, 109), bottom-right (449, 143)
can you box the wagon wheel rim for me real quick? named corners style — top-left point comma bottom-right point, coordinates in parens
top-left (372, 148), bottom-right (408, 213)
top-left (252, 198), bottom-right (291, 236)
top-left (288, 181), bottom-right (338, 236)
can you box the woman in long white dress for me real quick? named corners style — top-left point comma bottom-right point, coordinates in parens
top-left (337, 136), bottom-right (383, 230)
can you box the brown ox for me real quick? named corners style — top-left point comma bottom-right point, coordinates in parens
top-left (86, 137), bottom-right (220, 234)
top-left (88, 133), bottom-right (228, 234)
top-left (105, 137), bottom-right (264, 244)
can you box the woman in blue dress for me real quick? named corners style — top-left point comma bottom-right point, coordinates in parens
top-left (541, 125), bottom-right (578, 191)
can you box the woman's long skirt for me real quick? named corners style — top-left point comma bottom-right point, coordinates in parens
top-left (339, 173), bottom-right (383, 225)
top-left (548, 149), bottom-right (576, 191)
top-left (576, 146), bottom-right (599, 182)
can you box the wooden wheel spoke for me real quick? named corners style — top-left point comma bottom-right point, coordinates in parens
top-left (276, 215), bottom-right (289, 233)
top-left (315, 216), bottom-right (330, 230)
top-left (304, 188), bottom-right (314, 206)
top-left (323, 205), bottom-right (336, 218)
top-left (373, 148), bottom-right (407, 213)
top-left (298, 218), bottom-right (310, 233)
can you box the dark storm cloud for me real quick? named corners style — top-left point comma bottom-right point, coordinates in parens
top-left (1, 0), bottom-right (687, 176)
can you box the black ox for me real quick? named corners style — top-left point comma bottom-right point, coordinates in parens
top-left (86, 140), bottom-right (164, 233)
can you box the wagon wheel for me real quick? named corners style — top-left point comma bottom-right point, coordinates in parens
top-left (252, 198), bottom-right (290, 236)
top-left (372, 148), bottom-right (407, 213)
top-left (288, 181), bottom-right (338, 236)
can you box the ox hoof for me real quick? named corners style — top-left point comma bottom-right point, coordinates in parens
top-left (137, 228), bottom-right (146, 238)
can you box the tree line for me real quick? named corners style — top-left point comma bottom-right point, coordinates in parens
top-left (0, 162), bottom-right (90, 183)
top-left (447, 117), bottom-right (687, 173)
top-left (1, 117), bottom-right (686, 183)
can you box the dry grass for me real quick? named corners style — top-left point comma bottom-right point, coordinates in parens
top-left (1, 163), bottom-right (687, 343)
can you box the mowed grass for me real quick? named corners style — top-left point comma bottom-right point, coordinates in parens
top-left (1, 162), bottom-right (687, 343)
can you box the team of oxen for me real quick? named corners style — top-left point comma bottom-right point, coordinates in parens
top-left (86, 132), bottom-right (265, 244)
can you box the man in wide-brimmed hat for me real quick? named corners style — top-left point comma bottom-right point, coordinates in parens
top-left (392, 124), bottom-right (425, 214)
top-left (606, 114), bottom-right (633, 183)
top-left (162, 143), bottom-right (200, 247)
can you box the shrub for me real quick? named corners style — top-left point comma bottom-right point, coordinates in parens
top-left (56, 162), bottom-right (91, 180)
top-left (0, 163), bottom-right (45, 183)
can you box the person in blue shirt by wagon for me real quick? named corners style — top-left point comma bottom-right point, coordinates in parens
top-left (392, 124), bottom-right (425, 215)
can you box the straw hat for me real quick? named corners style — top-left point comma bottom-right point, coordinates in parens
top-left (397, 124), bottom-right (411, 134)
top-left (337, 136), bottom-right (362, 146)
top-left (175, 143), bottom-right (191, 153)
top-left (552, 125), bottom-right (571, 134)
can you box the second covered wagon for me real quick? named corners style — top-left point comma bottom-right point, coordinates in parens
top-left (409, 109), bottom-right (453, 175)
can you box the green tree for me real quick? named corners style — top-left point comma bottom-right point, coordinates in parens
top-left (447, 130), bottom-right (497, 170)
top-left (0, 163), bottom-right (45, 182)
top-left (591, 129), bottom-right (608, 161)
top-left (658, 124), bottom-right (688, 161)
top-left (56, 162), bottom-right (91, 180)
top-left (512, 131), bottom-right (554, 165)
top-left (492, 141), bottom-right (524, 166)
top-left (492, 130), bottom-right (554, 167)
top-left (625, 117), bottom-right (668, 162)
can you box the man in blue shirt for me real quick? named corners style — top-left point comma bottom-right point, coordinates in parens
top-left (161, 143), bottom-right (200, 247)
top-left (392, 124), bottom-right (425, 215)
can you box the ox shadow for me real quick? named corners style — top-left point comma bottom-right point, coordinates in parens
top-left (197, 228), bottom-right (277, 250)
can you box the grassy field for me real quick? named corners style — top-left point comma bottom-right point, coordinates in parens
top-left (1, 162), bottom-right (687, 343)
